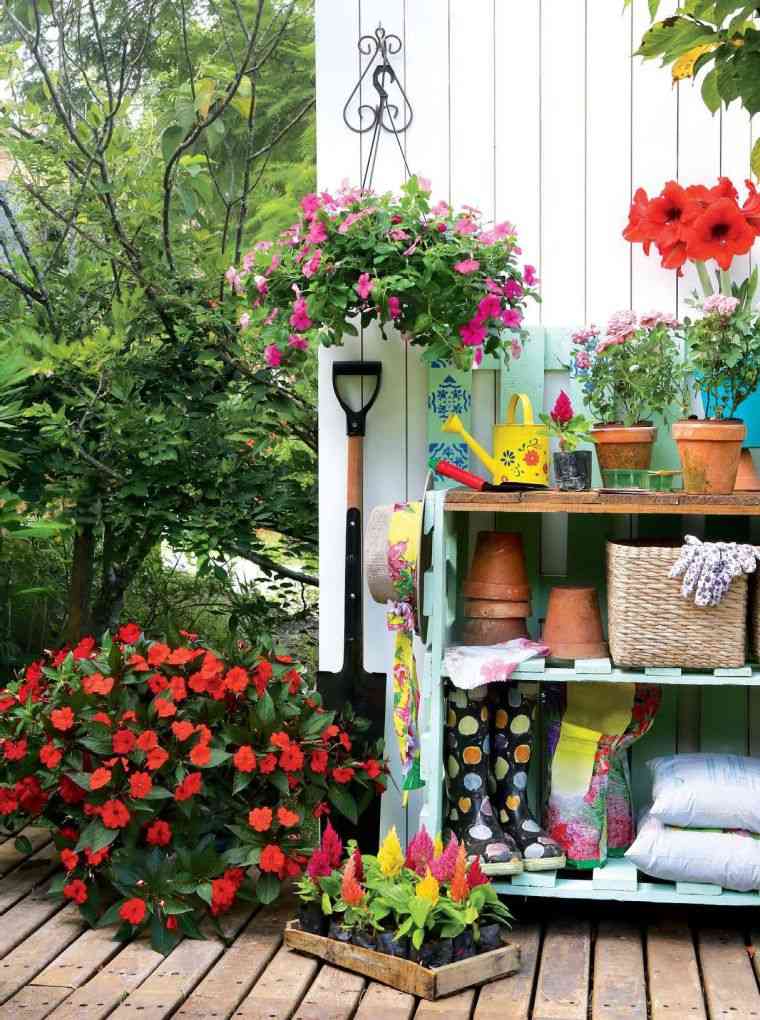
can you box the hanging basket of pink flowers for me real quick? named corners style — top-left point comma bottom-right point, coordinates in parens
top-left (227, 177), bottom-right (540, 371)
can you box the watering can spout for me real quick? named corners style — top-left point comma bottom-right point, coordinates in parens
top-left (442, 414), bottom-right (499, 479)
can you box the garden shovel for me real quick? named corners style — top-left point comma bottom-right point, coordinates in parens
top-left (318, 361), bottom-right (385, 847)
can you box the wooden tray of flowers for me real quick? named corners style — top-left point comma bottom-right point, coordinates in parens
top-left (286, 824), bottom-right (521, 1001)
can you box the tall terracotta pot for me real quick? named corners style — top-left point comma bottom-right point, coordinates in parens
top-left (734, 448), bottom-right (760, 492)
top-left (590, 424), bottom-right (656, 471)
top-left (671, 420), bottom-right (745, 494)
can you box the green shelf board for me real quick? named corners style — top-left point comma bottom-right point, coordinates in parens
top-left (493, 876), bottom-right (760, 906)
top-left (441, 658), bottom-right (760, 686)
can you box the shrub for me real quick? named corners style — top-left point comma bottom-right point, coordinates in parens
top-left (0, 624), bottom-right (383, 953)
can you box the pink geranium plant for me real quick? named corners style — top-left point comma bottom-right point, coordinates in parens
top-left (228, 177), bottom-right (539, 370)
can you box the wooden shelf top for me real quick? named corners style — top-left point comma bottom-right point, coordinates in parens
top-left (444, 487), bottom-right (760, 516)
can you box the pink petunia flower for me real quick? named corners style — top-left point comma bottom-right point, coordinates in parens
top-left (264, 344), bottom-right (281, 368)
top-left (501, 307), bottom-right (523, 329)
top-left (300, 193), bottom-right (322, 219)
top-left (307, 220), bottom-right (327, 245)
top-left (288, 334), bottom-right (309, 351)
top-left (417, 176), bottom-right (432, 193)
top-left (303, 250), bottom-right (322, 279)
top-left (523, 264), bottom-right (538, 286)
top-left (388, 295), bottom-right (401, 320)
top-left (459, 320), bottom-right (486, 346)
top-left (356, 273), bottom-right (374, 301)
top-left (455, 217), bottom-right (478, 236)
top-left (289, 297), bottom-right (312, 332)
top-left (454, 259), bottom-right (480, 275)
top-left (263, 307), bottom-right (279, 326)
top-left (475, 295), bottom-right (502, 322)
top-left (431, 200), bottom-right (450, 217)
top-left (504, 279), bottom-right (523, 300)
top-left (238, 312), bottom-right (251, 330)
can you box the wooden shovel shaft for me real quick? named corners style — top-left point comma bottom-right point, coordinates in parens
top-left (346, 436), bottom-right (363, 512)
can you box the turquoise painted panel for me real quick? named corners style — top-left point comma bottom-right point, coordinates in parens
top-left (701, 687), bottom-right (748, 755)
top-left (736, 388), bottom-right (760, 448)
top-left (427, 362), bottom-right (471, 488)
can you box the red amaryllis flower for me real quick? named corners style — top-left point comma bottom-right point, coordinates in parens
top-left (645, 180), bottom-right (699, 249)
top-left (101, 799), bottom-right (130, 828)
top-left (119, 898), bottom-right (147, 925)
top-left (686, 197), bottom-right (757, 269)
top-left (63, 879), bottom-right (88, 904)
top-left (259, 844), bottom-right (286, 874)
top-left (743, 179), bottom-right (760, 232)
top-left (146, 819), bottom-right (172, 846)
top-left (622, 187), bottom-right (655, 253)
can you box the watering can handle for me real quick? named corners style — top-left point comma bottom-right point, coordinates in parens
top-left (505, 393), bottom-right (535, 426)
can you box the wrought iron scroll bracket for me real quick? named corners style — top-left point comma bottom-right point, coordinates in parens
top-left (342, 24), bottom-right (413, 137)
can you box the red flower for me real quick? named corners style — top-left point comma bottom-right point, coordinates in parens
top-left (225, 667), bottom-right (248, 695)
top-left (258, 753), bottom-right (277, 774)
top-left (3, 738), bottom-right (27, 762)
top-left (89, 768), bottom-right (112, 790)
top-left (58, 826), bottom-right (78, 843)
top-left (0, 787), bottom-right (18, 815)
top-left (51, 707), bottom-right (75, 732)
top-left (167, 646), bottom-right (199, 666)
top-left (338, 732), bottom-right (352, 753)
top-left (270, 731), bottom-right (290, 750)
top-left (146, 819), bottom-right (172, 846)
top-left (129, 772), bottom-right (153, 798)
top-left (171, 721), bottom-right (194, 742)
top-left (147, 642), bottom-right (170, 666)
top-left (259, 844), bottom-right (285, 874)
top-left (523, 449), bottom-right (539, 466)
top-left (117, 622), bottom-right (141, 644)
top-left (175, 772), bottom-right (202, 801)
top-left (362, 758), bottom-right (382, 779)
top-left (166, 916), bottom-right (178, 931)
top-left (233, 746), bottom-right (257, 773)
top-left (85, 846), bottom-right (109, 866)
top-left (310, 750), bottom-right (328, 774)
top-left (63, 879), bottom-right (88, 904)
top-left (195, 724), bottom-right (212, 745)
top-left (119, 898), bottom-right (147, 925)
top-left (252, 660), bottom-right (272, 696)
top-left (249, 807), bottom-right (272, 832)
top-left (622, 187), bottom-right (654, 253)
top-left (189, 742), bottom-right (211, 767)
top-left (146, 746), bottom-right (169, 770)
top-left (742, 179), bottom-right (760, 231)
top-left (644, 180), bottom-right (699, 248)
top-left (277, 807), bottom-right (299, 828)
top-left (39, 742), bottom-right (62, 769)
top-left (170, 676), bottom-right (187, 702)
top-left (51, 648), bottom-right (69, 668)
top-left (60, 849), bottom-right (79, 872)
top-left (148, 673), bottom-right (168, 695)
top-left (16, 776), bottom-right (47, 815)
top-left (550, 390), bottom-right (573, 425)
top-left (136, 730), bottom-right (158, 751)
top-left (285, 669), bottom-right (301, 695)
top-left (82, 673), bottom-right (114, 696)
top-left (92, 712), bottom-right (111, 727)
top-left (210, 877), bottom-right (237, 915)
top-left (155, 697), bottom-right (176, 719)
top-left (331, 767), bottom-right (355, 785)
top-left (101, 799), bottom-right (131, 829)
top-left (72, 636), bottom-right (96, 660)
top-left (128, 654), bottom-right (150, 672)
top-left (685, 197), bottom-right (756, 270)
top-left (324, 724), bottom-right (339, 739)
top-left (112, 730), bottom-right (136, 755)
top-left (467, 857), bottom-right (489, 888)
top-left (313, 801), bottom-right (330, 819)
top-left (279, 744), bottom-right (304, 772)
top-left (59, 776), bottom-right (87, 804)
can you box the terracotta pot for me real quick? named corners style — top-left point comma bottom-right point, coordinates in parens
top-left (463, 598), bottom-right (531, 619)
top-left (734, 448), bottom-right (760, 492)
top-left (672, 419), bottom-right (745, 494)
top-left (590, 425), bottom-right (656, 471)
top-left (462, 531), bottom-right (530, 602)
top-left (542, 586), bottom-right (608, 661)
top-left (461, 616), bottom-right (529, 645)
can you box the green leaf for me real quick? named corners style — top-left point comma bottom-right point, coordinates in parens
top-left (196, 882), bottom-right (213, 906)
top-left (321, 892), bottom-right (332, 915)
top-left (408, 895), bottom-right (431, 929)
top-left (14, 835), bottom-right (32, 855)
top-left (141, 786), bottom-right (173, 799)
top-left (701, 66), bottom-right (721, 112)
top-left (327, 784), bottom-right (358, 824)
top-left (648, 0), bottom-right (660, 17)
top-left (412, 927), bottom-right (424, 950)
top-left (97, 901), bottom-right (125, 927)
top-left (161, 124), bottom-right (185, 163)
top-left (233, 771), bottom-right (253, 795)
top-left (751, 136), bottom-right (760, 180)
top-left (75, 820), bottom-right (118, 854)
top-left (256, 873), bottom-right (280, 904)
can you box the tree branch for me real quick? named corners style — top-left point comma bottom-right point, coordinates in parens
top-left (230, 545), bottom-right (318, 587)
top-left (248, 96), bottom-right (315, 162)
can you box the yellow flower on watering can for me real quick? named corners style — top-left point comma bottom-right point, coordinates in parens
top-left (443, 392), bottom-right (549, 486)
top-left (378, 826), bottom-right (405, 877)
top-left (416, 868), bottom-right (440, 905)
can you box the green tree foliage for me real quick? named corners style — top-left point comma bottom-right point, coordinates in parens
top-left (0, 0), bottom-right (317, 640)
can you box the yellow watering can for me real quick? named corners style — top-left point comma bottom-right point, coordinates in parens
top-left (443, 393), bottom-right (549, 486)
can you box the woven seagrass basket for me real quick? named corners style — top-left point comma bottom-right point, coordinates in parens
top-left (606, 541), bottom-right (748, 669)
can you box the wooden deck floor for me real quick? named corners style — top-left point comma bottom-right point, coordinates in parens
top-left (2, 827), bottom-right (760, 1019)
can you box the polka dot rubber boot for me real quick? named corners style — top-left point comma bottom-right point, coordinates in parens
top-left (444, 684), bottom-right (523, 876)
top-left (490, 686), bottom-right (566, 872)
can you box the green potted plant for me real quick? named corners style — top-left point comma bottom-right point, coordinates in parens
top-left (570, 312), bottom-right (685, 472)
top-left (540, 390), bottom-right (594, 491)
top-left (623, 176), bottom-right (760, 492)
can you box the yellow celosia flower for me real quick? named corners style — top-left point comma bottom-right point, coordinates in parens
top-left (417, 868), bottom-right (439, 905)
top-left (432, 834), bottom-right (443, 858)
top-left (377, 826), bottom-right (405, 877)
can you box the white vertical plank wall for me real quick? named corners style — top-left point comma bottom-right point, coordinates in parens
top-left (314, 0), bottom-right (756, 837)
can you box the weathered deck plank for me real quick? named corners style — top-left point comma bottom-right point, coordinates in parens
top-left (698, 928), bottom-right (760, 1020)
top-left (413, 988), bottom-right (476, 1018)
top-left (592, 920), bottom-right (647, 1020)
top-left (647, 918), bottom-right (707, 1020)
top-left (473, 922), bottom-right (541, 1020)
top-left (232, 943), bottom-right (319, 1019)
top-left (291, 962), bottom-right (366, 1020)
top-left (0, 827), bottom-right (51, 875)
top-left (0, 845), bottom-right (59, 914)
top-left (353, 981), bottom-right (416, 1020)
top-left (0, 904), bottom-right (84, 1004)
top-left (532, 919), bottom-right (591, 1020)
top-left (0, 888), bottom-right (64, 959)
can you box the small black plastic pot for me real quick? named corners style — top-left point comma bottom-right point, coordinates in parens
top-left (376, 931), bottom-right (410, 958)
top-left (452, 931), bottom-right (476, 961)
top-left (413, 938), bottom-right (454, 969)
top-left (477, 923), bottom-right (503, 954)
top-left (351, 928), bottom-right (377, 951)
top-left (298, 902), bottom-right (327, 936)
top-left (327, 919), bottom-right (352, 943)
top-left (553, 450), bottom-right (592, 491)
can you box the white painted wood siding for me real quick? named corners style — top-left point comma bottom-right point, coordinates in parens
top-left (315, 0), bottom-right (755, 838)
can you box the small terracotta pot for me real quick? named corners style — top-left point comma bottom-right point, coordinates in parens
top-left (462, 531), bottom-right (530, 602)
top-left (461, 617), bottom-right (529, 645)
top-left (463, 599), bottom-right (531, 619)
top-left (590, 425), bottom-right (656, 471)
top-left (542, 586), bottom-right (608, 661)
top-left (734, 448), bottom-right (760, 492)
top-left (672, 419), bottom-right (746, 494)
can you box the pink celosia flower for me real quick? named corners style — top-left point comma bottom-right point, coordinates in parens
top-left (289, 297), bottom-right (312, 332)
top-left (264, 344), bottom-right (281, 368)
top-left (307, 220), bottom-right (327, 245)
top-left (303, 250), bottom-right (322, 278)
top-left (501, 307), bottom-right (523, 329)
top-left (454, 259), bottom-right (480, 275)
top-left (321, 822), bottom-right (343, 869)
top-left (431, 834), bottom-right (459, 882)
top-left (523, 264), bottom-right (538, 286)
top-left (405, 826), bottom-right (434, 876)
top-left (307, 847), bottom-right (332, 879)
top-left (455, 217), bottom-right (478, 236)
top-left (356, 273), bottom-right (374, 301)
top-left (459, 320), bottom-right (486, 346)
top-left (238, 312), bottom-right (251, 330)
top-left (288, 334), bottom-right (309, 351)
top-left (703, 294), bottom-right (739, 317)
top-left (388, 295), bottom-right (401, 319)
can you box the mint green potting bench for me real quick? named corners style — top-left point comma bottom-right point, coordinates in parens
top-left (418, 328), bottom-right (760, 906)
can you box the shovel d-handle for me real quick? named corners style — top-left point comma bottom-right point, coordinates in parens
top-left (332, 360), bottom-right (382, 437)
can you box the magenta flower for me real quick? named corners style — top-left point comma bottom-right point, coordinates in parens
top-left (455, 217), bottom-right (478, 236)
top-left (307, 848), bottom-right (332, 879)
top-left (454, 259), bottom-right (480, 275)
top-left (388, 295), bottom-right (401, 320)
top-left (264, 344), bottom-right (281, 368)
top-left (523, 264), bottom-right (538, 286)
top-left (575, 350), bottom-right (591, 370)
top-left (501, 307), bottom-right (523, 330)
top-left (288, 334), bottom-right (309, 351)
top-left (307, 220), bottom-right (327, 245)
top-left (255, 276), bottom-right (269, 296)
top-left (405, 826), bottom-right (434, 876)
top-left (431, 834), bottom-right (459, 882)
top-left (300, 193), bottom-right (321, 219)
top-left (473, 345), bottom-right (484, 367)
top-left (475, 295), bottom-right (502, 322)
top-left (504, 279), bottom-right (523, 300)
top-left (289, 297), bottom-right (312, 332)
top-left (389, 228), bottom-right (409, 241)
top-left (551, 390), bottom-right (574, 425)
top-left (303, 250), bottom-right (322, 279)
top-left (242, 252), bottom-right (255, 272)
top-left (459, 320), bottom-right (486, 347)
top-left (263, 307), bottom-right (279, 326)
top-left (224, 266), bottom-right (243, 295)
top-left (356, 273), bottom-right (374, 301)
top-left (321, 821), bottom-right (343, 869)
top-left (238, 312), bottom-right (251, 330)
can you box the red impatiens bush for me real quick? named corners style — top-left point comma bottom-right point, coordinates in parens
top-left (0, 624), bottom-right (384, 953)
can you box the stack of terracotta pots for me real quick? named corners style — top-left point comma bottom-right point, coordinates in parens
top-left (460, 532), bottom-right (531, 645)
top-left (542, 586), bottom-right (608, 661)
